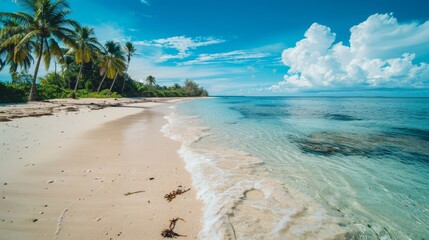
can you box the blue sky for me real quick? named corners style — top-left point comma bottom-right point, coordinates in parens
top-left (2, 0), bottom-right (429, 96)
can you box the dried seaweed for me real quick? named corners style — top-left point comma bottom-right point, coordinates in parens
top-left (164, 186), bottom-right (191, 202)
top-left (0, 116), bottom-right (11, 122)
top-left (65, 107), bottom-right (78, 112)
top-left (123, 190), bottom-right (145, 196)
top-left (161, 217), bottom-right (186, 238)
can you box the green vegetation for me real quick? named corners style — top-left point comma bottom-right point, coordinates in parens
top-left (0, 82), bottom-right (26, 103)
top-left (0, 0), bottom-right (78, 101)
top-left (0, 0), bottom-right (208, 103)
top-left (68, 26), bottom-right (102, 98)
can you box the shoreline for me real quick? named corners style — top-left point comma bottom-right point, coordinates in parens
top-left (0, 98), bottom-right (203, 239)
top-left (0, 97), bottom-right (193, 122)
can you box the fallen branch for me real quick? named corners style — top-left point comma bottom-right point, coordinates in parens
top-left (164, 186), bottom-right (191, 202)
top-left (161, 217), bottom-right (186, 238)
top-left (123, 190), bottom-right (145, 196)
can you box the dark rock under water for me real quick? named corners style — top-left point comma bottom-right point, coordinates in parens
top-left (324, 113), bottom-right (362, 121)
top-left (294, 131), bottom-right (429, 163)
top-left (294, 132), bottom-right (371, 156)
top-left (230, 105), bottom-right (289, 119)
top-left (391, 127), bottom-right (429, 141)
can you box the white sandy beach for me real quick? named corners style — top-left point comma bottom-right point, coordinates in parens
top-left (0, 98), bottom-right (202, 240)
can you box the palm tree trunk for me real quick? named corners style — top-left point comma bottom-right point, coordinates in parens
top-left (71, 63), bottom-right (83, 99)
top-left (97, 72), bottom-right (108, 94)
top-left (10, 63), bottom-right (18, 84)
top-left (54, 61), bottom-right (57, 81)
top-left (121, 60), bottom-right (131, 93)
top-left (107, 72), bottom-right (118, 95)
top-left (121, 61), bottom-right (130, 93)
top-left (65, 64), bottom-right (71, 88)
top-left (29, 38), bottom-right (44, 101)
top-left (120, 73), bottom-right (127, 93)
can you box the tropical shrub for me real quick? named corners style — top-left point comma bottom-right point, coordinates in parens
top-left (184, 79), bottom-right (209, 97)
top-left (0, 82), bottom-right (27, 103)
top-left (76, 89), bottom-right (121, 98)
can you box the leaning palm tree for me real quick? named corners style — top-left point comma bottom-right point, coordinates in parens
top-left (107, 67), bottom-right (126, 95)
top-left (106, 45), bottom-right (126, 95)
top-left (97, 41), bottom-right (126, 94)
top-left (66, 26), bottom-right (101, 98)
top-left (0, 0), bottom-right (77, 100)
top-left (121, 42), bottom-right (137, 93)
top-left (146, 75), bottom-right (156, 89)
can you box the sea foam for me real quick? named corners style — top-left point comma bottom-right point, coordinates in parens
top-left (161, 108), bottom-right (353, 239)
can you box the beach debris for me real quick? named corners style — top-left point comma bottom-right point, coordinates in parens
top-left (32, 218), bottom-right (38, 223)
top-left (28, 111), bottom-right (54, 117)
top-left (47, 179), bottom-right (55, 184)
top-left (123, 190), bottom-right (145, 196)
top-left (0, 116), bottom-right (11, 122)
top-left (65, 107), bottom-right (78, 112)
top-left (164, 186), bottom-right (191, 202)
top-left (149, 177), bottom-right (155, 180)
top-left (161, 217), bottom-right (186, 238)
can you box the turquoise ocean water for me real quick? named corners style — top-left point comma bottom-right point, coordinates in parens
top-left (162, 97), bottom-right (429, 239)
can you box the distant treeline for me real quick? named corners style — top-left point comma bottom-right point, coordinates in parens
top-left (0, 77), bottom-right (208, 103)
top-left (0, 0), bottom-right (208, 103)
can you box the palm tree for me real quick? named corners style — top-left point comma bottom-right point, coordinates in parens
top-left (97, 41), bottom-right (126, 94)
top-left (172, 83), bottom-right (181, 90)
top-left (121, 42), bottom-right (137, 93)
top-left (0, 0), bottom-right (78, 100)
top-left (0, 19), bottom-right (34, 83)
top-left (106, 46), bottom-right (126, 95)
top-left (146, 75), bottom-right (156, 89)
top-left (67, 26), bottom-right (101, 98)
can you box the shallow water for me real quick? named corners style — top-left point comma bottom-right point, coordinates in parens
top-left (162, 97), bottom-right (429, 239)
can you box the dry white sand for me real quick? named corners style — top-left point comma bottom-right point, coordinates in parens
top-left (0, 98), bottom-right (202, 239)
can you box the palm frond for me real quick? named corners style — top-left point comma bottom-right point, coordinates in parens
top-left (0, 12), bottom-right (31, 25)
top-left (15, 30), bottom-right (40, 54)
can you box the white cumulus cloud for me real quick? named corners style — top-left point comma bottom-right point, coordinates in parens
top-left (134, 36), bottom-right (225, 62)
top-left (271, 13), bottom-right (429, 92)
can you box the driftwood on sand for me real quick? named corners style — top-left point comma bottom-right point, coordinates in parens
top-left (123, 190), bottom-right (145, 196)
